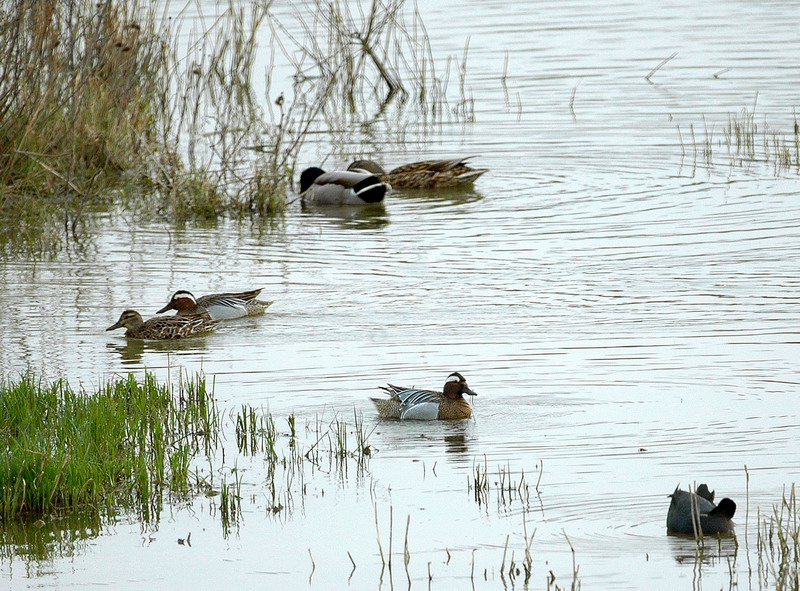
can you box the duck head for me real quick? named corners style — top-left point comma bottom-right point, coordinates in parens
top-left (443, 372), bottom-right (477, 400)
top-left (157, 290), bottom-right (198, 314)
top-left (106, 310), bottom-right (144, 332)
top-left (299, 167), bottom-right (326, 194)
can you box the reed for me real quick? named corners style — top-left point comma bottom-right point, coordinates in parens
top-left (0, 371), bottom-right (219, 521)
top-left (0, 0), bottom-right (156, 252)
top-left (222, 407), bottom-right (377, 524)
top-left (271, 0), bottom-right (473, 163)
top-left (470, 455), bottom-right (490, 505)
top-left (218, 468), bottom-right (243, 538)
top-left (756, 485), bottom-right (799, 589)
top-left (1, 0), bottom-right (463, 254)
top-left (468, 459), bottom-right (534, 509)
top-left (683, 107), bottom-right (800, 173)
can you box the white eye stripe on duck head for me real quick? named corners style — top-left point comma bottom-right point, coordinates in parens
top-left (171, 290), bottom-right (197, 303)
top-left (446, 372), bottom-right (465, 383)
top-left (445, 372), bottom-right (477, 396)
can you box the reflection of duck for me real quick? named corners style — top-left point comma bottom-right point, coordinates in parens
top-left (666, 484), bottom-right (736, 536)
top-left (156, 289), bottom-right (272, 320)
top-left (106, 310), bottom-right (218, 340)
top-left (106, 336), bottom-right (211, 364)
top-left (444, 433), bottom-right (469, 454)
top-left (106, 339), bottom-right (145, 363)
top-left (371, 372), bottom-right (477, 420)
top-left (301, 201), bottom-right (389, 230)
top-left (348, 157), bottom-right (488, 189)
top-left (668, 531), bottom-right (738, 566)
top-left (299, 167), bottom-right (389, 205)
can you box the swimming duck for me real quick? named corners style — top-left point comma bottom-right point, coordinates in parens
top-left (371, 372), bottom-right (477, 420)
top-left (666, 484), bottom-right (736, 536)
top-left (106, 309), bottom-right (218, 340)
top-left (348, 157), bottom-right (487, 189)
top-left (157, 289), bottom-right (272, 321)
top-left (299, 167), bottom-right (389, 205)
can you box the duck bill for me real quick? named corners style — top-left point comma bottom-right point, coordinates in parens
top-left (106, 320), bottom-right (122, 331)
top-left (156, 303), bottom-right (172, 314)
top-left (464, 386), bottom-right (477, 397)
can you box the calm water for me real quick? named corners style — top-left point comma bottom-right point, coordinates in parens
top-left (2, 0), bottom-right (800, 589)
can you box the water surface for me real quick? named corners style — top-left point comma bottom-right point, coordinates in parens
top-left (1, 0), bottom-right (799, 589)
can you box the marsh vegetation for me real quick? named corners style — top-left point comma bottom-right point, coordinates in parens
top-left (10, 370), bottom-right (797, 589)
top-left (680, 106), bottom-right (800, 173)
top-left (0, 371), bottom-right (218, 522)
top-left (0, 0), bottom-right (473, 255)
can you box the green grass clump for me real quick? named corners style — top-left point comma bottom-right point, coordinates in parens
top-left (0, 371), bottom-right (219, 521)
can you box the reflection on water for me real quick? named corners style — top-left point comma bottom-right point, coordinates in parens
top-left (0, 512), bottom-right (101, 565)
top-left (389, 186), bottom-right (486, 207)
top-left (667, 534), bottom-right (738, 567)
top-left (371, 419), bottom-right (477, 463)
top-left (443, 433), bottom-right (469, 455)
top-left (105, 337), bottom-right (212, 365)
top-left (300, 202), bottom-right (390, 230)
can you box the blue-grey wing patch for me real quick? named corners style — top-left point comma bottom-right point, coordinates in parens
top-left (397, 389), bottom-right (442, 420)
top-left (204, 297), bottom-right (248, 320)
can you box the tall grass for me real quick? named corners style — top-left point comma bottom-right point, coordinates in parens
top-left (0, 0), bottom-right (297, 238)
top-left (0, 0), bottom-right (167, 252)
top-left (0, 371), bottom-right (219, 521)
top-left (757, 485), bottom-right (800, 590)
top-left (0, 0), bottom-right (469, 255)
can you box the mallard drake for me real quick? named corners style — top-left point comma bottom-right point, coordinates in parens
top-left (348, 157), bottom-right (487, 189)
top-left (299, 167), bottom-right (389, 205)
top-left (106, 309), bottom-right (218, 340)
top-left (371, 372), bottom-right (477, 420)
top-left (157, 289), bottom-right (272, 320)
top-left (666, 484), bottom-right (736, 536)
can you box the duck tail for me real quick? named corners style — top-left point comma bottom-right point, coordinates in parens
top-left (370, 397), bottom-right (400, 418)
top-left (457, 168), bottom-right (488, 184)
top-left (353, 176), bottom-right (388, 203)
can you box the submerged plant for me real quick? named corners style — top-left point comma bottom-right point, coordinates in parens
top-left (219, 468), bottom-right (243, 538)
top-left (680, 107), bottom-right (800, 174)
top-left (468, 457), bottom-right (536, 511)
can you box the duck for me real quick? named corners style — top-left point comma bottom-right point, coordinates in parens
top-left (348, 157), bottom-right (487, 189)
top-left (666, 483), bottom-right (736, 536)
top-left (371, 372), bottom-right (477, 420)
top-left (156, 289), bottom-right (272, 321)
top-left (106, 309), bottom-right (218, 340)
top-left (299, 167), bottom-right (389, 205)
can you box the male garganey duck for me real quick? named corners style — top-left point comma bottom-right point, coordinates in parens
top-left (157, 289), bottom-right (272, 321)
top-left (348, 157), bottom-right (487, 189)
top-left (371, 372), bottom-right (477, 420)
top-left (666, 483), bottom-right (736, 536)
top-left (299, 167), bottom-right (389, 205)
top-left (106, 309), bottom-right (218, 340)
